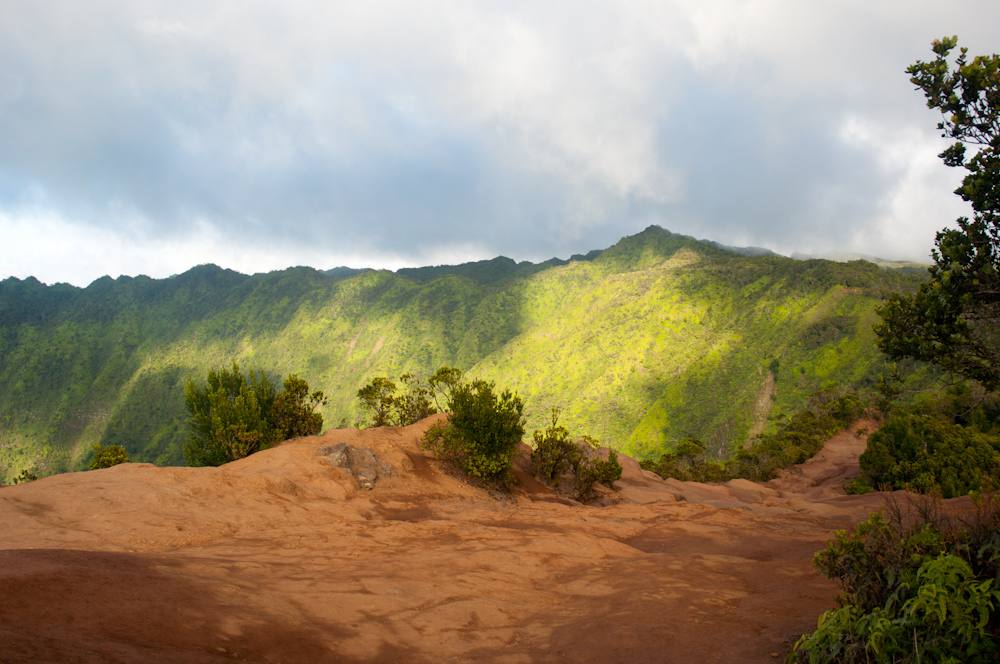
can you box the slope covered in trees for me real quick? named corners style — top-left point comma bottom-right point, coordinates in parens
top-left (0, 226), bottom-right (924, 481)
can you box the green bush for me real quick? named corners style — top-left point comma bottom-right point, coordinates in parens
top-left (856, 411), bottom-right (1000, 498)
top-left (841, 478), bottom-right (873, 495)
top-left (356, 376), bottom-right (398, 427)
top-left (640, 438), bottom-right (726, 483)
top-left (792, 500), bottom-right (1000, 663)
top-left (12, 469), bottom-right (38, 484)
top-left (271, 374), bottom-right (328, 438)
top-left (529, 409), bottom-right (621, 500)
top-left (530, 408), bottom-right (583, 483)
top-left (421, 379), bottom-right (525, 485)
top-left (89, 443), bottom-right (130, 470)
top-left (184, 363), bottom-right (326, 466)
top-left (575, 449), bottom-right (623, 501)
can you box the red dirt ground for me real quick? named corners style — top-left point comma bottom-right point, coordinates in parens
top-left (0, 417), bottom-right (890, 663)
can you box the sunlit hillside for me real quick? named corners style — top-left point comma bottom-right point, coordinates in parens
top-left (0, 226), bottom-right (924, 481)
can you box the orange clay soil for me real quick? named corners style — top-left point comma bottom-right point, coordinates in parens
top-left (0, 415), bottom-right (891, 664)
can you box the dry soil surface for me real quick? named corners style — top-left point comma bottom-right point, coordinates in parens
top-left (1, 417), bottom-right (889, 663)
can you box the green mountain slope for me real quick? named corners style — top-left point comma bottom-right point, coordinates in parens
top-left (0, 226), bottom-right (923, 481)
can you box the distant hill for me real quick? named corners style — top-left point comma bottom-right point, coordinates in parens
top-left (791, 251), bottom-right (931, 276)
top-left (394, 250), bottom-right (605, 285)
top-left (322, 266), bottom-right (369, 280)
top-left (701, 239), bottom-right (781, 257)
top-left (0, 225), bottom-right (927, 482)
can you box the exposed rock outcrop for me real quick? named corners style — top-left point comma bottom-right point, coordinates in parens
top-left (317, 442), bottom-right (394, 489)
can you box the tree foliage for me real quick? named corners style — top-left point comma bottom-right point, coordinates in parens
top-left (427, 366), bottom-right (464, 412)
top-left (792, 499), bottom-right (1000, 663)
top-left (530, 408), bottom-right (583, 483)
top-left (11, 469), bottom-right (37, 484)
top-left (356, 376), bottom-right (398, 427)
top-left (575, 449), bottom-right (623, 502)
top-left (184, 363), bottom-right (326, 466)
top-left (530, 408), bottom-right (621, 501)
top-left (271, 375), bottom-right (328, 439)
top-left (89, 443), bottom-right (130, 470)
top-left (875, 37), bottom-right (1000, 388)
top-left (854, 385), bottom-right (1000, 498)
top-left (356, 369), bottom-right (449, 427)
top-left (421, 378), bottom-right (525, 485)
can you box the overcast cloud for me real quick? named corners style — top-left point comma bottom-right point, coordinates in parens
top-left (0, 0), bottom-right (997, 286)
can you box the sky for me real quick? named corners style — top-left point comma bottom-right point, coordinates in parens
top-left (1, 1), bottom-right (998, 287)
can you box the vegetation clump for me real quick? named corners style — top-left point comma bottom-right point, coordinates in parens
top-left (530, 408), bottom-right (622, 501)
top-left (574, 450), bottom-right (623, 502)
top-left (641, 388), bottom-right (865, 483)
top-left (184, 363), bottom-right (327, 467)
top-left (852, 387), bottom-right (1000, 498)
top-left (640, 437), bottom-right (730, 483)
top-left (89, 443), bottom-right (130, 470)
top-left (530, 408), bottom-right (584, 483)
top-left (11, 469), bottom-right (38, 484)
top-left (731, 389), bottom-right (865, 481)
top-left (421, 378), bottom-right (525, 486)
top-left (792, 495), bottom-right (1000, 663)
top-left (356, 367), bottom-right (464, 427)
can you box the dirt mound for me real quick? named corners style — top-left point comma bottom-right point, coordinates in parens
top-left (1, 419), bottom-right (892, 663)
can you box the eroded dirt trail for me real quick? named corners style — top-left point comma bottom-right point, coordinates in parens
top-left (0, 418), bottom-right (886, 663)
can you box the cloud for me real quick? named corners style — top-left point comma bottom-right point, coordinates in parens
top-left (0, 0), bottom-right (997, 285)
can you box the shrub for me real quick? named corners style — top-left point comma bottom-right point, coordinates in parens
top-left (356, 376), bottom-right (399, 427)
top-left (184, 363), bottom-right (326, 467)
top-left (530, 409), bottom-right (622, 501)
top-left (856, 411), bottom-right (1000, 498)
top-left (271, 375), bottom-right (328, 439)
top-left (530, 408), bottom-right (583, 484)
top-left (841, 478), bottom-right (873, 495)
top-left (575, 449), bottom-right (623, 501)
top-left (792, 496), bottom-right (1000, 663)
top-left (393, 374), bottom-right (437, 425)
top-left (11, 469), bottom-right (38, 484)
top-left (421, 379), bottom-right (525, 485)
top-left (89, 443), bottom-right (130, 470)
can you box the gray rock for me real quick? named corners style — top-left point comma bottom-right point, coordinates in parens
top-left (317, 443), bottom-right (394, 490)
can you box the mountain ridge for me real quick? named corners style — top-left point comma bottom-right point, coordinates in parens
top-left (0, 225), bottom-right (927, 481)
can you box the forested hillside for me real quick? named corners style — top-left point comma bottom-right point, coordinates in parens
top-left (0, 226), bottom-right (924, 481)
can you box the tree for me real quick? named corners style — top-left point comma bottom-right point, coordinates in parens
top-left (271, 375), bottom-right (328, 439)
top-left (875, 37), bottom-right (1000, 388)
top-left (427, 366), bottom-right (463, 411)
top-left (89, 443), bottom-right (130, 470)
top-left (356, 376), bottom-right (398, 427)
top-left (356, 368), bottom-right (453, 428)
top-left (392, 373), bottom-right (437, 425)
top-left (184, 363), bottom-right (326, 466)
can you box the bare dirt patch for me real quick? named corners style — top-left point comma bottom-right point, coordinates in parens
top-left (0, 419), bottom-right (894, 663)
